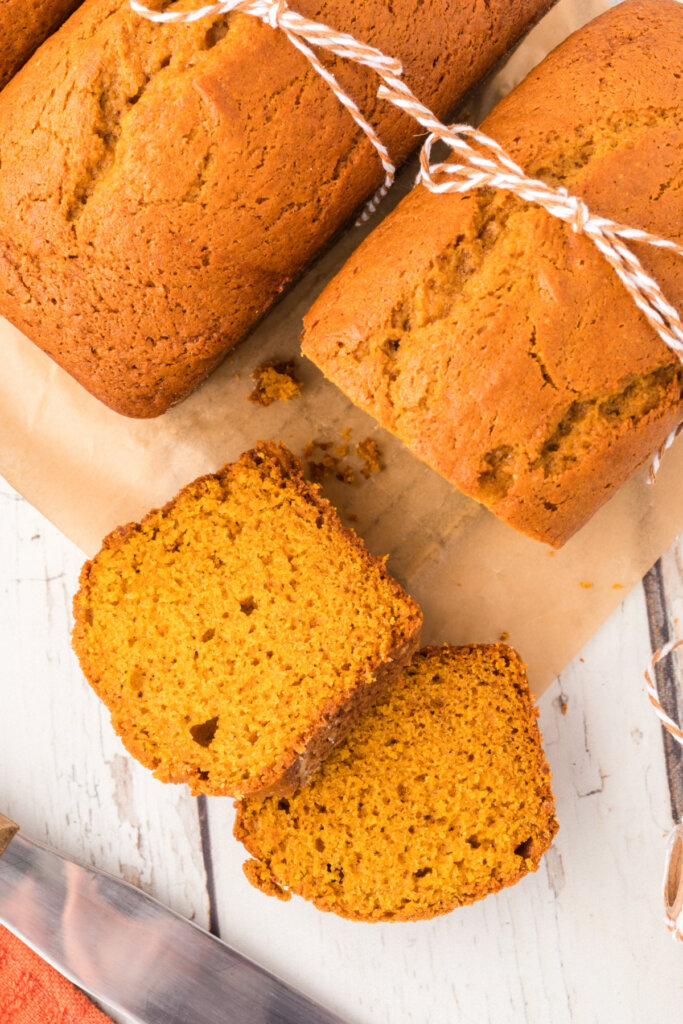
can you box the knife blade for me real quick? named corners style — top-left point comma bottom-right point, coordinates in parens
top-left (0, 815), bottom-right (348, 1024)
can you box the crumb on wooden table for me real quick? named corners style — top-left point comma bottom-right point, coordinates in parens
top-left (578, 581), bottom-right (594, 589)
top-left (499, 631), bottom-right (509, 642)
top-left (248, 359), bottom-right (302, 406)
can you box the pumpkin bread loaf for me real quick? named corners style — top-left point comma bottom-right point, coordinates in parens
top-left (0, 0), bottom-right (556, 417)
top-left (302, 0), bottom-right (683, 548)
top-left (72, 443), bottom-right (422, 798)
top-left (0, 0), bottom-right (81, 90)
top-left (235, 644), bottom-right (557, 921)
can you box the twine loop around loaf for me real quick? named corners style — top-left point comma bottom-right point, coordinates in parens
top-left (412, 120), bottom-right (683, 361)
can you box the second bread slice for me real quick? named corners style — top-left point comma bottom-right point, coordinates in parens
top-left (72, 442), bottom-right (422, 798)
top-left (236, 644), bottom-right (557, 921)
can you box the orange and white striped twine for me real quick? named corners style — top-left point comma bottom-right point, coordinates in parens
top-left (645, 641), bottom-right (683, 942)
top-left (131, 0), bottom-right (683, 470)
top-left (644, 639), bottom-right (683, 747)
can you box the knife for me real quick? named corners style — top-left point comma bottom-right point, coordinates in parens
top-left (0, 813), bottom-right (348, 1024)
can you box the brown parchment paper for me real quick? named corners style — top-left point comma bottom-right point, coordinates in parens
top-left (0, 0), bottom-right (677, 697)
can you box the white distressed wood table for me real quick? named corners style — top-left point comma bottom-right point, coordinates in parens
top-left (1, 473), bottom-right (681, 1023)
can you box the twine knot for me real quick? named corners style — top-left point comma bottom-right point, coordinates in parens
top-left (266, 0), bottom-right (287, 29)
top-left (562, 190), bottom-right (592, 236)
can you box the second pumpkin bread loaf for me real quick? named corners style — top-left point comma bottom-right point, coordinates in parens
top-left (302, 0), bottom-right (683, 547)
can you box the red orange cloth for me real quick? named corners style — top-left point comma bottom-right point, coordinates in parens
top-left (0, 923), bottom-right (111, 1023)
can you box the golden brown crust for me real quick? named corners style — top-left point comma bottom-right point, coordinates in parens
top-left (0, 0), bottom-right (81, 90)
top-left (72, 441), bottom-right (422, 798)
top-left (0, 0), bottom-right (555, 417)
top-left (235, 643), bottom-right (558, 921)
top-left (302, 0), bottom-right (683, 547)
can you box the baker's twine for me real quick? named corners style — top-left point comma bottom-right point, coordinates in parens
top-left (645, 642), bottom-right (683, 942)
top-left (645, 640), bottom-right (683, 747)
top-left (131, 0), bottom-right (683, 473)
top-left (664, 824), bottom-right (683, 943)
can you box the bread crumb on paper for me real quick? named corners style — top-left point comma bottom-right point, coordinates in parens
top-left (248, 359), bottom-right (302, 406)
top-left (356, 438), bottom-right (383, 478)
top-left (302, 433), bottom-right (383, 486)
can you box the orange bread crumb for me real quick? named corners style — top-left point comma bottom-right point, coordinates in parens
top-left (72, 443), bottom-right (422, 798)
top-left (248, 360), bottom-right (302, 406)
top-left (356, 437), bottom-right (383, 478)
top-left (235, 644), bottom-right (558, 921)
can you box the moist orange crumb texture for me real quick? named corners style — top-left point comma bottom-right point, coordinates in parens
top-left (235, 644), bottom-right (558, 922)
top-left (71, 443), bottom-right (421, 798)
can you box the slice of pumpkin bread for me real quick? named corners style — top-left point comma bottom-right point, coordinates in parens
top-left (235, 644), bottom-right (557, 921)
top-left (72, 442), bottom-right (422, 798)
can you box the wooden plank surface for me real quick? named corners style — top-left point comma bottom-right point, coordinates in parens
top-left (643, 557), bottom-right (683, 823)
top-left (1, 473), bottom-right (682, 1022)
top-left (0, 483), bottom-right (210, 925)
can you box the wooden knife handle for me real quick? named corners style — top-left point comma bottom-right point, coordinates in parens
top-left (0, 813), bottom-right (19, 857)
